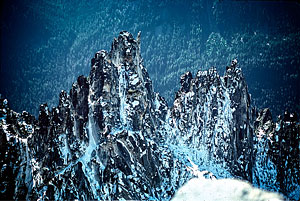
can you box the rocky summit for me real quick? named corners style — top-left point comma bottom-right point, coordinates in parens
top-left (0, 31), bottom-right (299, 200)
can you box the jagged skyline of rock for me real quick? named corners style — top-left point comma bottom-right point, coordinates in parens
top-left (1, 0), bottom-right (299, 118)
top-left (0, 31), bottom-right (299, 200)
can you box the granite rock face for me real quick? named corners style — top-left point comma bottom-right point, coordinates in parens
top-left (0, 31), bottom-right (299, 200)
top-left (253, 109), bottom-right (299, 199)
top-left (0, 31), bottom-right (180, 200)
top-left (167, 60), bottom-right (254, 182)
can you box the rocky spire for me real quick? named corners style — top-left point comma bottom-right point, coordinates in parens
top-left (168, 60), bottom-right (254, 181)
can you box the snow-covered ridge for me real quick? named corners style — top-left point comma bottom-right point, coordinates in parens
top-left (0, 31), bottom-right (299, 200)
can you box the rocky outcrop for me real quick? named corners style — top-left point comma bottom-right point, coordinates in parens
top-left (0, 31), bottom-right (180, 200)
top-left (0, 99), bottom-right (35, 200)
top-left (0, 31), bottom-right (299, 200)
top-left (253, 109), bottom-right (299, 199)
top-left (166, 60), bottom-right (254, 181)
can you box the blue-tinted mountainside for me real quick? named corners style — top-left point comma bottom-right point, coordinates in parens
top-left (1, 0), bottom-right (300, 117)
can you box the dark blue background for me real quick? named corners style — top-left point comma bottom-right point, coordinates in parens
top-left (1, 0), bottom-right (300, 117)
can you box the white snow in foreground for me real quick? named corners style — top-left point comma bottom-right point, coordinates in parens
top-left (172, 177), bottom-right (284, 201)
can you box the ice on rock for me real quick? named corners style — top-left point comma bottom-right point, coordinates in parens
top-left (275, 123), bottom-right (281, 131)
top-left (118, 64), bottom-right (128, 127)
top-left (130, 74), bottom-right (140, 86)
top-left (132, 100), bottom-right (139, 107)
